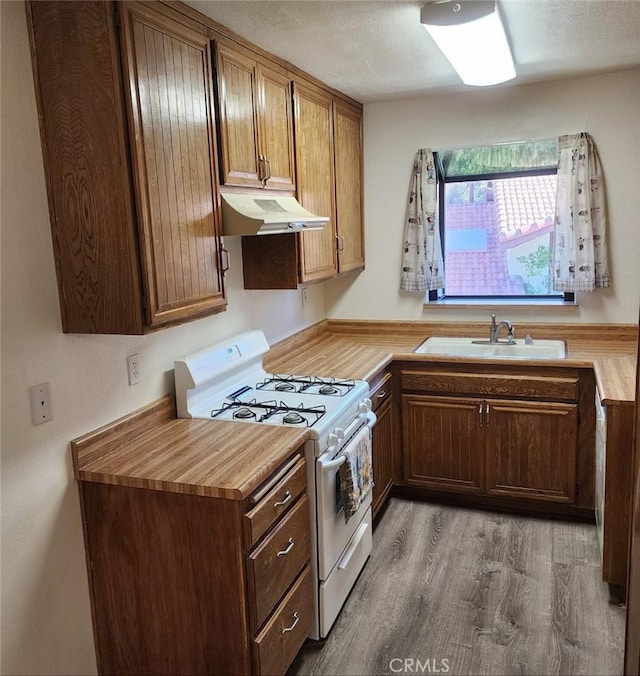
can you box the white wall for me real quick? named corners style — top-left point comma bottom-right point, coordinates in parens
top-left (326, 68), bottom-right (640, 324)
top-left (3, 1), bottom-right (640, 671)
top-left (0, 3), bottom-right (325, 674)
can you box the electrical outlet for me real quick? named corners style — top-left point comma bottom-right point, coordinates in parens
top-left (301, 287), bottom-right (309, 307)
top-left (29, 383), bottom-right (52, 425)
top-left (127, 354), bottom-right (141, 386)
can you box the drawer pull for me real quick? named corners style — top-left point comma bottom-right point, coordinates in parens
top-left (282, 612), bottom-right (299, 634)
top-left (273, 491), bottom-right (292, 508)
top-left (277, 538), bottom-right (295, 557)
top-left (377, 391), bottom-right (387, 399)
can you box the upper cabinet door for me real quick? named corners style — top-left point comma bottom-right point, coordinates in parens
top-left (256, 65), bottom-right (295, 191)
top-left (119, 2), bottom-right (226, 327)
top-left (215, 42), bottom-right (261, 187)
top-left (333, 101), bottom-right (365, 273)
top-left (293, 82), bottom-right (338, 283)
top-left (215, 42), bottom-right (295, 191)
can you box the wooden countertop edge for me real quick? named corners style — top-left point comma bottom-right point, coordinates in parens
top-left (593, 356), bottom-right (637, 406)
top-left (76, 471), bottom-right (245, 500)
top-left (73, 411), bottom-right (311, 501)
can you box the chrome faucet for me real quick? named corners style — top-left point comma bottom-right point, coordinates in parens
top-left (489, 314), bottom-right (516, 344)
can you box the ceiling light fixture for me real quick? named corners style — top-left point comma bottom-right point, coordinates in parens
top-left (420, 0), bottom-right (516, 87)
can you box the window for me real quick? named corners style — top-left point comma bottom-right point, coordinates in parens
top-left (433, 140), bottom-right (573, 302)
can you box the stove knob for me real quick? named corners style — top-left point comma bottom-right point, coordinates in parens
top-left (327, 433), bottom-right (340, 447)
top-left (359, 398), bottom-right (372, 414)
top-left (334, 428), bottom-right (345, 442)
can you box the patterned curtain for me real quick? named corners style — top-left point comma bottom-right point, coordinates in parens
top-left (552, 133), bottom-right (609, 292)
top-left (400, 149), bottom-right (444, 292)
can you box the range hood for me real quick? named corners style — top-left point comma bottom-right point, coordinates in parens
top-left (220, 193), bottom-right (329, 236)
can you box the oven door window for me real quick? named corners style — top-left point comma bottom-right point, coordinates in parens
top-left (335, 471), bottom-right (344, 515)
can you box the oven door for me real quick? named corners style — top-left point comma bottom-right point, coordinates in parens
top-left (315, 413), bottom-right (375, 581)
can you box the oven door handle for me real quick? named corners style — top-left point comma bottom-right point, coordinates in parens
top-left (335, 411), bottom-right (376, 449)
top-left (322, 454), bottom-right (347, 472)
top-left (321, 411), bottom-right (377, 471)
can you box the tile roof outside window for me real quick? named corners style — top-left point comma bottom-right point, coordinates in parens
top-left (444, 174), bottom-right (557, 296)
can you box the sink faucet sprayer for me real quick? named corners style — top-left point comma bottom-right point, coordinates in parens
top-left (489, 314), bottom-right (516, 344)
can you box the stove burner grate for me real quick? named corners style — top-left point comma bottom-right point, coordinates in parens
top-left (211, 399), bottom-right (327, 427)
top-left (256, 375), bottom-right (356, 396)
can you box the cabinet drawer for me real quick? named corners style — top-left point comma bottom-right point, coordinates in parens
top-left (246, 458), bottom-right (306, 546)
top-left (248, 494), bottom-right (310, 631)
top-left (401, 369), bottom-right (578, 402)
top-left (252, 565), bottom-right (314, 676)
top-left (370, 371), bottom-right (392, 413)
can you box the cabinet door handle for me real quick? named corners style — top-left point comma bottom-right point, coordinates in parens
top-left (485, 403), bottom-right (490, 427)
top-left (263, 156), bottom-right (271, 182)
top-left (220, 246), bottom-right (230, 274)
top-left (277, 537), bottom-right (295, 557)
top-left (258, 154), bottom-right (265, 182)
top-left (479, 403), bottom-right (483, 427)
top-left (273, 490), bottom-right (292, 508)
top-left (282, 612), bottom-right (299, 634)
top-left (336, 233), bottom-right (345, 251)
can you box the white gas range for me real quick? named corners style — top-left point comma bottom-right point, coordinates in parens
top-left (174, 330), bottom-right (375, 639)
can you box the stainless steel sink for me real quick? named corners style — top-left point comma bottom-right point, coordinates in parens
top-left (414, 337), bottom-right (566, 359)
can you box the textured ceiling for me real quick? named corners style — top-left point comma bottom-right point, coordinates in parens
top-left (186, 0), bottom-right (640, 102)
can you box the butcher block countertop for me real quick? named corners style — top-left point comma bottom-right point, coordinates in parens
top-left (266, 320), bottom-right (637, 403)
top-left (71, 396), bottom-right (309, 500)
top-left (594, 355), bottom-right (637, 405)
top-left (72, 319), bottom-right (636, 499)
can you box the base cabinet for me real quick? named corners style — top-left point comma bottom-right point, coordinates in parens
top-left (79, 453), bottom-right (312, 675)
top-left (400, 364), bottom-right (588, 512)
top-left (485, 400), bottom-right (578, 503)
top-left (372, 400), bottom-right (394, 516)
top-left (371, 371), bottom-right (396, 517)
top-left (402, 396), bottom-right (484, 494)
top-left (596, 390), bottom-right (635, 589)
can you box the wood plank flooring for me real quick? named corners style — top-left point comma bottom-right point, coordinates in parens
top-left (289, 499), bottom-right (625, 676)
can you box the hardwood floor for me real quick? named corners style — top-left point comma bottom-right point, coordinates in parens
top-left (289, 498), bottom-right (625, 676)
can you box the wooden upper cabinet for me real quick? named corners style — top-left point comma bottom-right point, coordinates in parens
top-left (293, 81), bottom-right (338, 283)
top-left (215, 43), bottom-right (260, 187)
top-left (215, 41), bottom-right (295, 191)
top-left (28, 0), bottom-right (144, 334)
top-left (257, 66), bottom-right (296, 191)
top-left (119, 2), bottom-right (225, 327)
top-left (333, 101), bottom-right (365, 273)
top-left (27, 0), bottom-right (226, 333)
top-left (241, 84), bottom-right (365, 290)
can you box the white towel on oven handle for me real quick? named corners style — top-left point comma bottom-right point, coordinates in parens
top-left (338, 425), bottom-right (373, 523)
